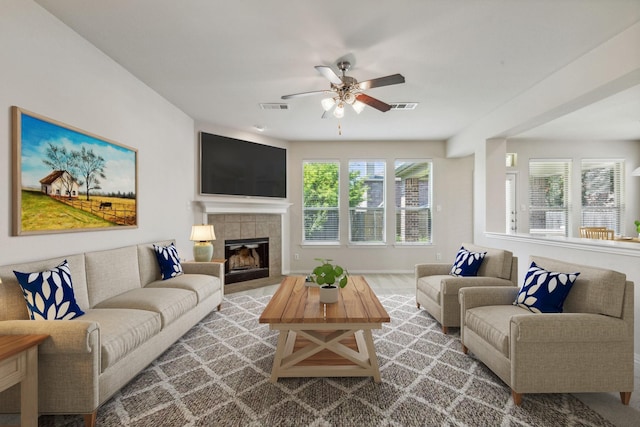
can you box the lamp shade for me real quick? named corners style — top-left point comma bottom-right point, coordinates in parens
top-left (632, 167), bottom-right (640, 176)
top-left (333, 103), bottom-right (345, 118)
top-left (352, 100), bottom-right (366, 114)
top-left (190, 224), bottom-right (215, 241)
top-left (321, 97), bottom-right (336, 111)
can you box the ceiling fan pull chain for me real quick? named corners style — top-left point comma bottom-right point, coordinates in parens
top-left (338, 121), bottom-right (342, 136)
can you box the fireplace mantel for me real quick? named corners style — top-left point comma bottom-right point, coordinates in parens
top-left (196, 198), bottom-right (291, 218)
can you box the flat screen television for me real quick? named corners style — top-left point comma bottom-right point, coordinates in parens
top-left (200, 132), bottom-right (287, 198)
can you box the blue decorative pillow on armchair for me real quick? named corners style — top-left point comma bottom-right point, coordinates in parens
top-left (513, 262), bottom-right (580, 313)
top-left (449, 246), bottom-right (486, 277)
top-left (153, 243), bottom-right (183, 280)
top-left (13, 260), bottom-right (85, 320)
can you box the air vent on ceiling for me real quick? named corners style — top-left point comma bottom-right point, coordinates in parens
top-left (259, 103), bottom-right (289, 110)
top-left (389, 102), bottom-right (418, 110)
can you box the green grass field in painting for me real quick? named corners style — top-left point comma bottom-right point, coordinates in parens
top-left (21, 190), bottom-right (116, 231)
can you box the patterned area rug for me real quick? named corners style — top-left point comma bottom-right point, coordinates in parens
top-left (41, 294), bottom-right (615, 427)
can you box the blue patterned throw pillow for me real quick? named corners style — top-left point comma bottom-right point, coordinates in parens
top-left (449, 246), bottom-right (486, 276)
top-left (514, 262), bottom-right (580, 313)
top-left (153, 243), bottom-right (183, 280)
top-left (13, 260), bottom-right (85, 320)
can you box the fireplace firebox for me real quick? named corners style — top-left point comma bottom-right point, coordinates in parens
top-left (224, 237), bottom-right (269, 284)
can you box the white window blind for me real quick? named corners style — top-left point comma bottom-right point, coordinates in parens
top-left (395, 160), bottom-right (432, 244)
top-left (529, 160), bottom-right (571, 236)
top-left (303, 161), bottom-right (340, 242)
top-left (349, 161), bottom-right (385, 243)
top-left (581, 160), bottom-right (624, 233)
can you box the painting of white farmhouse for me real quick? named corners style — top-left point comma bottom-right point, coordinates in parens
top-left (12, 107), bottom-right (137, 235)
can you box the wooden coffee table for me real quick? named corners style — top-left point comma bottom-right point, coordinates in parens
top-left (259, 275), bottom-right (390, 383)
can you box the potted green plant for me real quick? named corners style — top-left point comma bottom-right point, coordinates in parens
top-left (311, 258), bottom-right (349, 303)
top-left (635, 220), bottom-right (640, 237)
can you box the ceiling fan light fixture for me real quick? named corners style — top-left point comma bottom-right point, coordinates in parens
top-left (352, 100), bottom-right (366, 114)
top-left (321, 97), bottom-right (336, 111)
top-left (343, 91), bottom-right (356, 105)
top-left (333, 103), bottom-right (345, 119)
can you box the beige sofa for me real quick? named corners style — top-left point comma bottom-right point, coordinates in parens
top-left (0, 240), bottom-right (223, 426)
top-left (459, 256), bottom-right (634, 405)
top-left (415, 243), bottom-right (517, 333)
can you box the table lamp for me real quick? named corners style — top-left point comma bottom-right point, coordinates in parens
top-left (190, 224), bottom-right (216, 262)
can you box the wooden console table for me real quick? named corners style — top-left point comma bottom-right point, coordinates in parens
top-left (0, 335), bottom-right (49, 427)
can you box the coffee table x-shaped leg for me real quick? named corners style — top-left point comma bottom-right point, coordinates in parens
top-left (269, 323), bottom-right (382, 383)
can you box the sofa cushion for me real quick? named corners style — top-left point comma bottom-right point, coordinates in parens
top-left (153, 243), bottom-right (183, 280)
top-left (13, 260), bottom-right (85, 320)
top-left (450, 246), bottom-right (486, 277)
top-left (146, 274), bottom-right (217, 303)
top-left (85, 246), bottom-right (141, 307)
top-left (462, 243), bottom-right (514, 280)
top-left (137, 240), bottom-right (175, 286)
top-left (465, 305), bottom-right (524, 358)
top-left (94, 288), bottom-right (197, 328)
top-left (514, 262), bottom-right (580, 313)
top-left (531, 256), bottom-right (627, 318)
top-left (80, 308), bottom-right (162, 372)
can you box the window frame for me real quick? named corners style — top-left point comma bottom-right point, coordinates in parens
top-left (302, 160), bottom-right (341, 244)
top-left (348, 160), bottom-right (386, 245)
top-left (394, 159), bottom-right (433, 245)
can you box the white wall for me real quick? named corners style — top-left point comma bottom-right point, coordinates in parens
top-left (0, 0), bottom-right (195, 262)
top-left (286, 140), bottom-right (474, 274)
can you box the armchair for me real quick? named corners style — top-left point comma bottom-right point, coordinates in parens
top-left (459, 256), bottom-right (634, 405)
top-left (415, 243), bottom-right (517, 333)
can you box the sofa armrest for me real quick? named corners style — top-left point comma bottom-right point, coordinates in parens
top-left (415, 263), bottom-right (451, 278)
top-left (511, 313), bottom-right (630, 343)
top-left (0, 320), bottom-right (99, 354)
top-left (182, 261), bottom-right (223, 279)
top-left (441, 277), bottom-right (515, 295)
top-left (459, 286), bottom-right (519, 310)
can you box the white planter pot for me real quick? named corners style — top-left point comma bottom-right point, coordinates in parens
top-left (319, 285), bottom-right (339, 303)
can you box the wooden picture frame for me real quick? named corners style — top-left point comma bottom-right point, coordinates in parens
top-left (12, 106), bottom-right (138, 235)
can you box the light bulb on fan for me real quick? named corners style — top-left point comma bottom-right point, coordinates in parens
top-left (333, 103), bottom-right (345, 118)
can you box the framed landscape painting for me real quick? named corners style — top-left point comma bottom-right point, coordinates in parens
top-left (12, 106), bottom-right (138, 235)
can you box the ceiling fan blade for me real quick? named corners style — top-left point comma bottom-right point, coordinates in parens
top-left (357, 73), bottom-right (405, 90)
top-left (315, 65), bottom-right (343, 85)
top-left (281, 90), bottom-right (331, 100)
top-left (356, 93), bottom-right (392, 112)
top-left (321, 110), bottom-right (330, 119)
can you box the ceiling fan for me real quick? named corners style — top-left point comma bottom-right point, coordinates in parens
top-left (281, 61), bottom-right (405, 118)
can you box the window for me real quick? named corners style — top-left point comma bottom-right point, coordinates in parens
top-left (303, 161), bottom-right (339, 242)
top-left (348, 161), bottom-right (385, 243)
top-left (581, 160), bottom-right (624, 233)
top-left (395, 160), bottom-right (432, 244)
top-left (529, 160), bottom-right (571, 236)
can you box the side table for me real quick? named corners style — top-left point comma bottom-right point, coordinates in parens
top-left (0, 334), bottom-right (49, 427)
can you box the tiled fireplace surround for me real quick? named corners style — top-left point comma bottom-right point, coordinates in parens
top-left (198, 200), bottom-right (290, 284)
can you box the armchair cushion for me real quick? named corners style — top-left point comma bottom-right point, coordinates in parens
top-left (514, 262), bottom-right (580, 313)
top-left (531, 256), bottom-right (627, 318)
top-left (449, 246), bottom-right (486, 276)
top-left (464, 305), bottom-right (518, 357)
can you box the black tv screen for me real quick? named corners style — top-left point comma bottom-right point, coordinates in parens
top-left (200, 132), bottom-right (287, 198)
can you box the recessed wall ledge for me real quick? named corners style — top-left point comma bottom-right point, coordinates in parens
top-left (195, 197), bottom-right (292, 215)
top-left (485, 232), bottom-right (640, 257)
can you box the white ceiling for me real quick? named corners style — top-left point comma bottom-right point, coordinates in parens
top-left (35, 0), bottom-right (640, 142)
